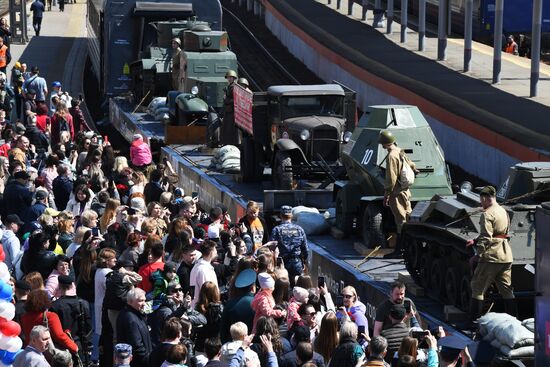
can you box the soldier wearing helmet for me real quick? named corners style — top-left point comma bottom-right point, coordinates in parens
top-left (237, 77), bottom-right (251, 92)
top-left (379, 130), bottom-right (417, 255)
top-left (171, 38), bottom-right (182, 90)
top-left (221, 70), bottom-right (239, 146)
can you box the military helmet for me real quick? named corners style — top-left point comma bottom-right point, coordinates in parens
top-left (378, 130), bottom-right (396, 145)
top-left (237, 78), bottom-right (249, 88)
top-left (172, 37), bottom-right (181, 46)
top-left (225, 70), bottom-right (238, 79)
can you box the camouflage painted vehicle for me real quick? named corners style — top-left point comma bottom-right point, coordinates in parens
top-left (334, 105), bottom-right (453, 247)
top-left (402, 162), bottom-right (550, 310)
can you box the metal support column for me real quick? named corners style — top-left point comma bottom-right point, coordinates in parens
top-left (337, 0), bottom-right (342, 10)
top-left (8, 0), bottom-right (28, 44)
top-left (387, 0), bottom-right (394, 34)
top-left (530, 0), bottom-right (543, 97)
top-left (418, 0), bottom-right (425, 51)
top-left (348, 0), bottom-right (353, 15)
top-left (492, 0), bottom-right (503, 84)
top-left (400, 0), bottom-right (408, 43)
top-left (437, 0), bottom-right (448, 60)
top-left (464, 0), bottom-right (473, 71)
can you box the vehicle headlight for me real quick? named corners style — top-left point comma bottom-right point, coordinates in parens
top-left (460, 181), bottom-right (473, 193)
top-left (343, 131), bottom-right (352, 143)
top-left (191, 86), bottom-right (199, 95)
top-left (300, 129), bottom-right (310, 141)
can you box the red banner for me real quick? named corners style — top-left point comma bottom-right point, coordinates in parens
top-left (233, 84), bottom-right (254, 136)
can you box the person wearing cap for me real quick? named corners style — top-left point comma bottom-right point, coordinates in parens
top-left (438, 335), bottom-right (473, 367)
top-left (378, 130), bottom-right (417, 251)
top-left (271, 205), bottom-right (308, 286)
top-left (378, 303), bottom-right (415, 360)
top-left (117, 288), bottom-right (152, 367)
top-left (171, 37), bottom-right (182, 89)
top-left (150, 261), bottom-right (180, 304)
top-left (14, 279), bottom-right (31, 324)
top-left (251, 272), bottom-right (285, 333)
top-left (221, 69), bottom-right (239, 146)
top-left (21, 189), bottom-right (48, 225)
top-left (23, 66), bottom-right (48, 103)
top-left (466, 185), bottom-right (516, 319)
top-left (220, 268), bottom-right (257, 343)
top-left (51, 274), bottom-right (92, 359)
top-left (49, 81), bottom-right (71, 115)
top-left (130, 133), bottom-right (152, 170)
top-left (114, 343), bottom-right (133, 367)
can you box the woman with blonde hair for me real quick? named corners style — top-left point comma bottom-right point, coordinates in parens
top-left (130, 170), bottom-right (147, 195)
top-left (51, 101), bottom-right (74, 146)
top-left (99, 198), bottom-right (120, 233)
top-left (0, 156), bottom-right (8, 193)
top-left (314, 312), bottom-right (339, 363)
top-left (112, 156), bottom-right (129, 175)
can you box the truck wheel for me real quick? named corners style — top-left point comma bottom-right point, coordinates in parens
top-left (361, 203), bottom-right (385, 248)
top-left (335, 191), bottom-right (354, 234)
top-left (240, 136), bottom-right (260, 182)
top-left (273, 151), bottom-right (293, 190)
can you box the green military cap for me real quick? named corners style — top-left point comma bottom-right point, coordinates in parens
top-left (479, 185), bottom-right (496, 197)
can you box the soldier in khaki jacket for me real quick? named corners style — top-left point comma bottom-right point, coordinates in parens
top-left (379, 130), bottom-right (416, 235)
top-left (171, 38), bottom-right (181, 90)
top-left (466, 185), bottom-right (516, 319)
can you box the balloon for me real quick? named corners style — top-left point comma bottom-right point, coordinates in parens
top-left (0, 303), bottom-right (14, 322)
top-left (0, 282), bottom-right (12, 302)
top-left (1, 350), bottom-right (17, 365)
top-left (0, 322), bottom-right (19, 338)
top-left (0, 351), bottom-right (5, 361)
top-left (0, 335), bottom-right (10, 350)
top-left (4, 337), bottom-right (21, 353)
top-left (0, 246), bottom-right (5, 262)
top-left (0, 264), bottom-right (8, 284)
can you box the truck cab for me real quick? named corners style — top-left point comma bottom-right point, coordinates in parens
top-left (239, 84), bottom-right (356, 189)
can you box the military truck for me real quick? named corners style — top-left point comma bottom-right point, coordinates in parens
top-left (334, 105), bottom-right (453, 247)
top-left (237, 84), bottom-right (357, 189)
top-left (401, 162), bottom-right (550, 311)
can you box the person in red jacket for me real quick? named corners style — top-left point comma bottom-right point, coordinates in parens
top-left (137, 241), bottom-right (165, 293)
top-left (20, 289), bottom-right (78, 354)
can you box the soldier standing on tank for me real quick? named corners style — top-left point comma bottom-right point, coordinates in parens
top-left (171, 38), bottom-right (181, 90)
top-left (379, 130), bottom-right (416, 257)
top-left (220, 70), bottom-right (240, 146)
top-left (466, 185), bottom-right (516, 320)
top-left (271, 205), bottom-right (308, 287)
top-left (237, 78), bottom-right (252, 92)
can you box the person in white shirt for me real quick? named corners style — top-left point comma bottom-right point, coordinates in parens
top-left (189, 240), bottom-right (218, 306)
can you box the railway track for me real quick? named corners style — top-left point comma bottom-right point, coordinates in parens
top-left (221, 0), bottom-right (322, 89)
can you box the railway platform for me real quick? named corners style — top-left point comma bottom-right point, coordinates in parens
top-left (259, 0), bottom-right (550, 185)
top-left (6, 2), bottom-right (88, 105)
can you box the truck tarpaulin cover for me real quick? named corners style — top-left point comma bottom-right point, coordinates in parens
top-left (233, 84), bottom-right (253, 135)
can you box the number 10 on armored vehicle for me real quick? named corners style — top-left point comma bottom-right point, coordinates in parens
top-left (235, 84), bottom-right (356, 189)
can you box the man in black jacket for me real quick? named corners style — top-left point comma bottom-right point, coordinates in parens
top-left (52, 164), bottom-right (73, 211)
top-left (50, 275), bottom-right (92, 362)
top-left (24, 115), bottom-right (49, 153)
top-left (176, 245), bottom-right (197, 295)
top-left (116, 288), bottom-right (152, 367)
top-left (2, 170), bottom-right (32, 218)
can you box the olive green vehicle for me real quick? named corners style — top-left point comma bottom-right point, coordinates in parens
top-left (239, 84), bottom-right (357, 189)
top-left (334, 105), bottom-right (453, 247)
top-left (402, 162), bottom-right (550, 311)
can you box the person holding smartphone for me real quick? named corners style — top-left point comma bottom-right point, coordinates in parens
top-left (337, 286), bottom-right (370, 342)
top-left (238, 201), bottom-right (269, 252)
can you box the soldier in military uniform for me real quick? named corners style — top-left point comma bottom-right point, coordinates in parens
top-left (171, 38), bottom-right (181, 90)
top-left (379, 131), bottom-right (417, 242)
top-left (271, 205), bottom-right (308, 286)
top-left (220, 70), bottom-right (239, 146)
top-left (466, 185), bottom-right (516, 319)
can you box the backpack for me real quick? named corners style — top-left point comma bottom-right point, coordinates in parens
top-left (399, 151), bottom-right (415, 189)
top-left (103, 271), bottom-right (129, 310)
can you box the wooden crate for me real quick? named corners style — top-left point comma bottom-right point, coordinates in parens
top-left (164, 125), bottom-right (207, 145)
